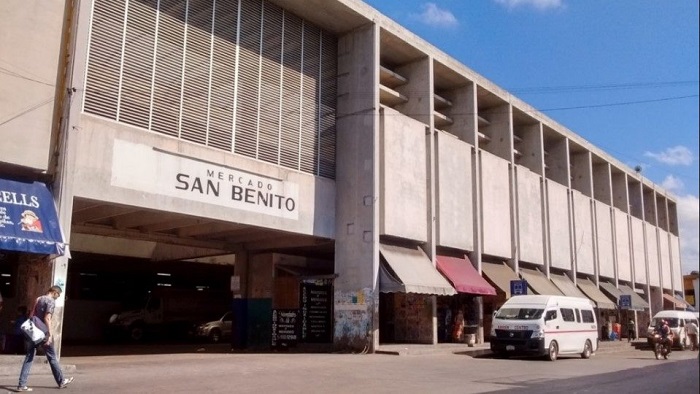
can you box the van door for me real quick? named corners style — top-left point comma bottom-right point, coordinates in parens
top-left (543, 309), bottom-right (560, 352)
top-left (558, 307), bottom-right (577, 352)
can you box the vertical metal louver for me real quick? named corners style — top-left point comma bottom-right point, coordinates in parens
top-left (179, 0), bottom-right (212, 145)
top-left (279, 12), bottom-right (303, 170)
top-left (84, 0), bottom-right (337, 179)
top-left (208, 0), bottom-right (238, 151)
top-left (83, 0), bottom-right (125, 118)
top-left (151, 0), bottom-right (185, 138)
top-left (119, 0), bottom-right (157, 129)
top-left (257, 2), bottom-right (282, 166)
top-left (234, 0), bottom-right (261, 159)
top-left (319, 33), bottom-right (337, 179)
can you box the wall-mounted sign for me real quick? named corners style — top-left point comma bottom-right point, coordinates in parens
top-left (111, 139), bottom-right (299, 220)
top-left (510, 280), bottom-right (528, 296)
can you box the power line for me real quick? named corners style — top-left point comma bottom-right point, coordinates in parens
top-left (509, 80), bottom-right (699, 94)
top-left (0, 96), bottom-right (55, 127)
top-left (0, 66), bottom-right (55, 88)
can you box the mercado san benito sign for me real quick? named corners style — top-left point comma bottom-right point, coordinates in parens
top-left (111, 140), bottom-right (299, 220)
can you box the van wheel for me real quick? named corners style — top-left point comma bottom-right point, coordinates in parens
top-left (581, 340), bottom-right (592, 359)
top-left (679, 335), bottom-right (686, 351)
top-left (547, 341), bottom-right (558, 361)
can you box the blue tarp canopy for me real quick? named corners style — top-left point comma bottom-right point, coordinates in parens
top-left (0, 178), bottom-right (66, 255)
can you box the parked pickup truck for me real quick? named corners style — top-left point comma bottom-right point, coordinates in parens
top-left (108, 288), bottom-right (230, 341)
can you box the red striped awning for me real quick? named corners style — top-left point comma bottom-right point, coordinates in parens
top-left (436, 255), bottom-right (496, 296)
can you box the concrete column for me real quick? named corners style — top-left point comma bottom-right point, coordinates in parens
top-left (333, 24), bottom-right (378, 352)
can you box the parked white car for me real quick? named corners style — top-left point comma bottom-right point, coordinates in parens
top-left (195, 312), bottom-right (233, 343)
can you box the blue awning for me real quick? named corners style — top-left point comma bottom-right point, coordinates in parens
top-left (0, 178), bottom-right (66, 255)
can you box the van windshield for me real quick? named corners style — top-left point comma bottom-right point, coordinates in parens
top-left (650, 318), bottom-right (679, 328)
top-left (495, 308), bottom-right (544, 320)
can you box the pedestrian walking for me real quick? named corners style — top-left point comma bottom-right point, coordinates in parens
top-left (17, 285), bottom-right (74, 392)
top-left (627, 319), bottom-right (636, 342)
top-left (686, 320), bottom-right (698, 351)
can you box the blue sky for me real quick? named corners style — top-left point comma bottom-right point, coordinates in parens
top-left (364, 0), bottom-right (699, 274)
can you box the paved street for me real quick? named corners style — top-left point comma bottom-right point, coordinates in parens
top-left (1, 344), bottom-right (697, 393)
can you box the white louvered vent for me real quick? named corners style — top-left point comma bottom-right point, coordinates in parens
top-left (84, 0), bottom-right (337, 179)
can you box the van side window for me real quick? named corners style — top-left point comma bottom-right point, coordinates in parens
top-left (575, 309), bottom-right (581, 323)
top-left (560, 308), bottom-right (575, 322)
top-left (581, 310), bottom-right (595, 323)
top-left (545, 310), bottom-right (557, 321)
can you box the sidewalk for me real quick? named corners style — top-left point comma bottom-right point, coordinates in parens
top-left (0, 338), bottom-right (650, 377)
top-left (0, 354), bottom-right (77, 378)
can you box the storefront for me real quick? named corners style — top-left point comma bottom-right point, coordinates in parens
top-left (435, 254), bottom-right (496, 343)
top-left (378, 243), bottom-right (455, 344)
top-left (480, 262), bottom-right (520, 339)
top-left (0, 177), bottom-right (68, 354)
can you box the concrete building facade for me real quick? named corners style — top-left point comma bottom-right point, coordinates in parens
top-left (0, 0), bottom-right (685, 355)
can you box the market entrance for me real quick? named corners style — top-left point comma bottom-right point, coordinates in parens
top-left (58, 198), bottom-right (333, 355)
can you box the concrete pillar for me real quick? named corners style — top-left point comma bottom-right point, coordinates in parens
top-left (333, 24), bottom-right (378, 352)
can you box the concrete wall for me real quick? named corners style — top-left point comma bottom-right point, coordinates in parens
top-left (70, 116), bottom-right (335, 238)
top-left (614, 209), bottom-right (632, 282)
top-left (670, 235), bottom-right (682, 293)
top-left (436, 132), bottom-right (473, 251)
top-left (646, 224), bottom-right (660, 287)
top-left (658, 230), bottom-right (672, 290)
top-left (547, 180), bottom-right (571, 270)
top-left (0, 0), bottom-right (66, 171)
top-left (595, 201), bottom-right (615, 279)
top-left (249, 254), bottom-right (274, 299)
top-left (516, 166), bottom-right (544, 265)
top-left (631, 217), bottom-right (647, 285)
top-left (572, 191), bottom-right (595, 275)
top-left (480, 151), bottom-right (511, 258)
top-left (380, 106), bottom-right (428, 242)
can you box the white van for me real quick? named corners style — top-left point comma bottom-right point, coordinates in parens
top-left (646, 310), bottom-right (699, 349)
top-left (490, 295), bottom-right (598, 361)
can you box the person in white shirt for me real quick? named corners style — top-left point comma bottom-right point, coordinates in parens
top-left (686, 320), bottom-right (698, 351)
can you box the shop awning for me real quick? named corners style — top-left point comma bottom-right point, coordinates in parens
top-left (519, 268), bottom-right (564, 296)
top-left (663, 293), bottom-right (687, 309)
top-left (436, 255), bottom-right (496, 296)
top-left (599, 281), bottom-right (624, 302)
top-left (618, 284), bottom-right (649, 310)
top-left (0, 178), bottom-right (66, 255)
top-left (576, 278), bottom-right (617, 310)
top-left (481, 262), bottom-right (520, 298)
top-left (379, 244), bottom-right (456, 295)
top-left (674, 293), bottom-right (696, 311)
top-left (550, 273), bottom-right (587, 299)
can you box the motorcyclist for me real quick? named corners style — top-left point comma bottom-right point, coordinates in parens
top-left (659, 319), bottom-right (673, 349)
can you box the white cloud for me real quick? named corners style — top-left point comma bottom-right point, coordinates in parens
top-left (644, 145), bottom-right (694, 166)
top-left (494, 0), bottom-right (564, 10)
top-left (675, 194), bottom-right (699, 275)
top-left (661, 175), bottom-right (684, 193)
top-left (411, 3), bottom-right (458, 27)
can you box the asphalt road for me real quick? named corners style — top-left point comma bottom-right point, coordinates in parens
top-left (2, 346), bottom-right (697, 393)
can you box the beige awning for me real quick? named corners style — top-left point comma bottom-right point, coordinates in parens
top-left (577, 278), bottom-right (617, 310)
top-left (519, 268), bottom-right (564, 296)
top-left (662, 293), bottom-right (686, 309)
top-left (550, 273), bottom-right (588, 299)
top-left (481, 262), bottom-right (520, 298)
top-left (379, 244), bottom-right (456, 295)
top-left (619, 284), bottom-right (649, 310)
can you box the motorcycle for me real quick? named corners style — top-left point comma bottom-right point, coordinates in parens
top-left (652, 332), bottom-right (672, 360)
